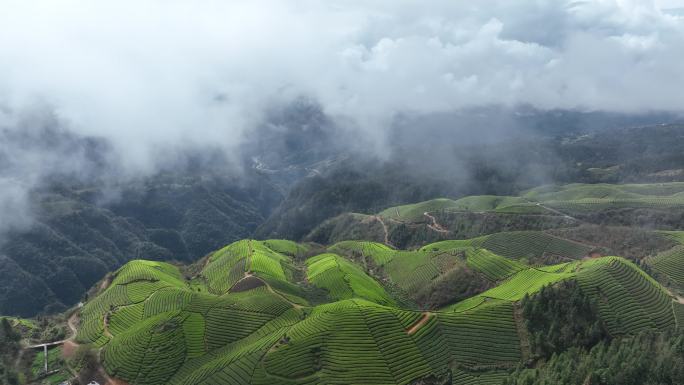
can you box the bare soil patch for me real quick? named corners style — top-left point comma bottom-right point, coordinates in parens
top-left (406, 312), bottom-right (432, 335)
top-left (61, 340), bottom-right (78, 359)
top-left (230, 275), bottom-right (265, 292)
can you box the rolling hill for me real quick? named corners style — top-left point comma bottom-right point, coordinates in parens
top-left (8, 121), bottom-right (684, 319)
top-left (0, 172), bottom-right (284, 317)
top-left (66, 235), bottom-right (681, 385)
top-left (307, 182), bottom-right (684, 250)
top-left (258, 123), bottom-right (684, 242)
top-left (8, 182), bottom-right (684, 384)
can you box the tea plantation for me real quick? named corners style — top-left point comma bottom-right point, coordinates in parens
top-left (75, 233), bottom-right (681, 385)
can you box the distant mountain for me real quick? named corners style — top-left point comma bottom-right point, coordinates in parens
top-left (259, 124), bottom-right (684, 241)
top-left (0, 171), bottom-right (282, 317)
top-left (3, 111), bottom-right (684, 318)
top-left (306, 182), bottom-right (684, 251)
top-left (0, 99), bottom-right (341, 317)
top-left (7, 182), bottom-right (684, 384)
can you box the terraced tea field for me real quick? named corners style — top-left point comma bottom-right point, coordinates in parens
top-left (306, 253), bottom-right (396, 305)
top-left (479, 231), bottom-right (593, 262)
top-left (372, 183), bottom-right (684, 233)
top-left (645, 232), bottom-right (684, 295)
top-left (73, 230), bottom-right (682, 385)
top-left (378, 196), bottom-right (546, 222)
top-left (64, 181), bottom-right (684, 385)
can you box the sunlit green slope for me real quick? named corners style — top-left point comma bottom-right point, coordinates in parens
top-left (76, 237), bottom-right (680, 385)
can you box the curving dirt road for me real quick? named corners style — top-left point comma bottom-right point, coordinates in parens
top-left (370, 215), bottom-right (391, 245)
top-left (521, 198), bottom-right (578, 221)
top-left (406, 312), bottom-right (433, 335)
top-left (423, 212), bottom-right (449, 233)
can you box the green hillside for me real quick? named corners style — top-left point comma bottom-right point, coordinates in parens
top-left (420, 230), bottom-right (592, 263)
top-left (308, 182), bottom-right (684, 253)
top-left (0, 172), bottom-right (284, 318)
top-left (321, 231), bottom-right (646, 310)
top-left (379, 182), bottom-right (684, 221)
top-left (47, 183), bottom-right (684, 385)
top-left (306, 253), bottom-right (396, 306)
top-left (72, 236), bottom-right (680, 385)
top-left (378, 196), bottom-right (544, 222)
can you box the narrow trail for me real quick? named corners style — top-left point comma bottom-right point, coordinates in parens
top-left (423, 212), bottom-right (449, 233)
top-left (97, 349), bottom-right (130, 385)
top-left (25, 340), bottom-right (67, 349)
top-left (19, 311), bottom-right (81, 375)
top-left (263, 279), bottom-right (303, 309)
top-left (662, 288), bottom-right (684, 305)
top-left (26, 311), bottom-right (80, 349)
top-left (102, 311), bottom-right (113, 338)
top-left (522, 198), bottom-right (578, 221)
top-left (247, 240), bottom-right (254, 272)
top-left (227, 271), bottom-right (256, 292)
top-left (406, 312), bottom-right (432, 335)
top-left (99, 275), bottom-right (113, 293)
top-left (13, 347), bottom-right (26, 370)
top-left (202, 252), bottom-right (214, 270)
top-left (513, 304), bottom-right (532, 362)
top-left (67, 312), bottom-right (78, 336)
top-left (370, 215), bottom-right (391, 245)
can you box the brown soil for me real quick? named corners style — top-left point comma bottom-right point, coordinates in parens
top-left (97, 366), bottom-right (131, 385)
top-left (589, 251), bottom-right (603, 259)
top-left (423, 212), bottom-right (449, 233)
top-left (371, 215), bottom-right (391, 245)
top-left (106, 376), bottom-right (132, 385)
top-left (406, 312), bottom-right (432, 335)
top-left (68, 312), bottom-right (79, 336)
top-left (99, 274), bottom-right (113, 292)
top-left (230, 275), bottom-right (265, 292)
top-left (61, 340), bottom-right (78, 359)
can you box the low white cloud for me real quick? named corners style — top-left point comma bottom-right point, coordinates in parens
top-left (0, 0), bottom-right (682, 173)
top-left (0, 178), bottom-right (32, 236)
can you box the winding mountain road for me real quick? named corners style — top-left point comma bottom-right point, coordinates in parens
top-left (370, 215), bottom-right (391, 245)
top-left (423, 212), bottom-right (449, 233)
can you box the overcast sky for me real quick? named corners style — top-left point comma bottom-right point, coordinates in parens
top-left (1, 0), bottom-right (684, 170)
top-left (657, 0), bottom-right (684, 8)
top-left (0, 0), bottom-right (683, 236)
